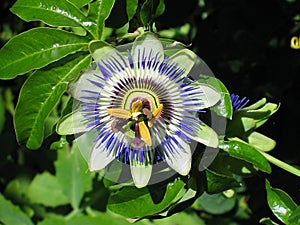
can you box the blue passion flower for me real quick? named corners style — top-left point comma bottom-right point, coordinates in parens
top-left (57, 32), bottom-right (221, 188)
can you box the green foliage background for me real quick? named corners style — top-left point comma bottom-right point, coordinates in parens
top-left (0, 0), bottom-right (300, 225)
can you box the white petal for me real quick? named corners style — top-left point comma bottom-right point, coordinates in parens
top-left (132, 32), bottom-right (164, 65)
top-left (199, 84), bottom-right (221, 108)
top-left (75, 131), bottom-right (97, 162)
top-left (168, 122), bottom-right (219, 148)
top-left (56, 109), bottom-right (89, 135)
top-left (165, 136), bottom-right (192, 176)
top-left (68, 67), bottom-right (103, 101)
top-left (89, 146), bottom-right (115, 171)
top-left (75, 129), bottom-right (115, 171)
top-left (90, 41), bottom-right (118, 62)
top-left (130, 160), bottom-right (152, 188)
top-left (169, 48), bottom-right (197, 78)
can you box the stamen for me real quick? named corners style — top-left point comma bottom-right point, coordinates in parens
top-left (139, 121), bottom-right (152, 146)
top-left (111, 119), bottom-right (127, 133)
top-left (153, 104), bottom-right (163, 118)
top-left (131, 100), bottom-right (143, 112)
top-left (107, 108), bottom-right (132, 119)
top-left (143, 108), bottom-right (153, 119)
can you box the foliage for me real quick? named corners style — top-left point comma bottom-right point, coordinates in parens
top-left (0, 0), bottom-right (299, 225)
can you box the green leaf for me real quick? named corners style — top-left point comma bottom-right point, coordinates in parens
top-left (108, 179), bottom-right (186, 218)
top-left (14, 53), bottom-right (91, 149)
top-left (88, 0), bottom-right (115, 39)
top-left (67, 213), bottom-right (132, 225)
top-left (67, 0), bottom-right (93, 8)
top-left (54, 144), bottom-right (94, 210)
top-left (10, 0), bottom-right (87, 28)
top-left (0, 193), bottom-right (34, 225)
top-left (194, 192), bottom-right (237, 215)
top-left (4, 175), bottom-right (31, 205)
top-left (198, 75), bottom-right (233, 119)
top-left (219, 140), bottom-right (272, 173)
top-left (126, 0), bottom-right (138, 21)
top-left (289, 206), bottom-right (300, 225)
top-left (155, 0), bottom-right (165, 17)
top-left (140, 0), bottom-right (165, 26)
top-left (151, 211), bottom-right (205, 225)
top-left (37, 217), bottom-right (66, 225)
top-left (259, 217), bottom-right (280, 225)
top-left (0, 28), bottom-right (89, 79)
top-left (0, 91), bottom-right (5, 133)
top-left (209, 153), bottom-right (257, 177)
top-left (11, 0), bottom-right (116, 39)
top-left (206, 169), bottom-right (241, 194)
top-left (27, 172), bottom-right (69, 207)
top-left (265, 180), bottom-right (297, 224)
top-left (105, 0), bottom-right (129, 28)
top-left (10, 0), bottom-right (112, 39)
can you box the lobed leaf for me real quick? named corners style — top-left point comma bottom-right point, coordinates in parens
top-left (37, 218), bottom-right (66, 225)
top-left (0, 28), bottom-right (89, 80)
top-left (4, 176), bottom-right (31, 205)
top-left (27, 172), bottom-right (69, 207)
top-left (54, 144), bottom-right (94, 210)
top-left (67, 213), bottom-right (132, 225)
top-left (151, 211), bottom-right (206, 225)
top-left (14, 53), bottom-right (91, 149)
top-left (0, 193), bottom-right (34, 225)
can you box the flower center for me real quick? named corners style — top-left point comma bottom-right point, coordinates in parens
top-left (107, 98), bottom-right (163, 148)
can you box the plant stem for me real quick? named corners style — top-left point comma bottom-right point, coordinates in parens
top-left (65, 208), bottom-right (81, 220)
top-left (260, 151), bottom-right (300, 177)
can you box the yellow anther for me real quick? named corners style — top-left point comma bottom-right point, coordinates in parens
top-left (107, 108), bottom-right (132, 119)
top-left (152, 104), bottom-right (163, 118)
top-left (139, 121), bottom-right (152, 146)
top-left (147, 120), bottom-right (154, 128)
top-left (131, 100), bottom-right (143, 112)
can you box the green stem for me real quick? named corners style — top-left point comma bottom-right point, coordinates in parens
top-left (260, 151), bottom-right (300, 177)
top-left (65, 208), bottom-right (81, 220)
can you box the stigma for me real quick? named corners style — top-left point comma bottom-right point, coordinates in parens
top-left (107, 99), bottom-right (163, 147)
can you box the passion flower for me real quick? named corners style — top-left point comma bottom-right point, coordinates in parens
top-left (57, 32), bottom-right (221, 188)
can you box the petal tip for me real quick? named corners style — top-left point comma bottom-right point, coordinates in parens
top-left (130, 162), bottom-right (152, 188)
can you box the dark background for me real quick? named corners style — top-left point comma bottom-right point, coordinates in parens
top-left (1, 0), bottom-right (300, 224)
top-left (157, 0), bottom-right (300, 223)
